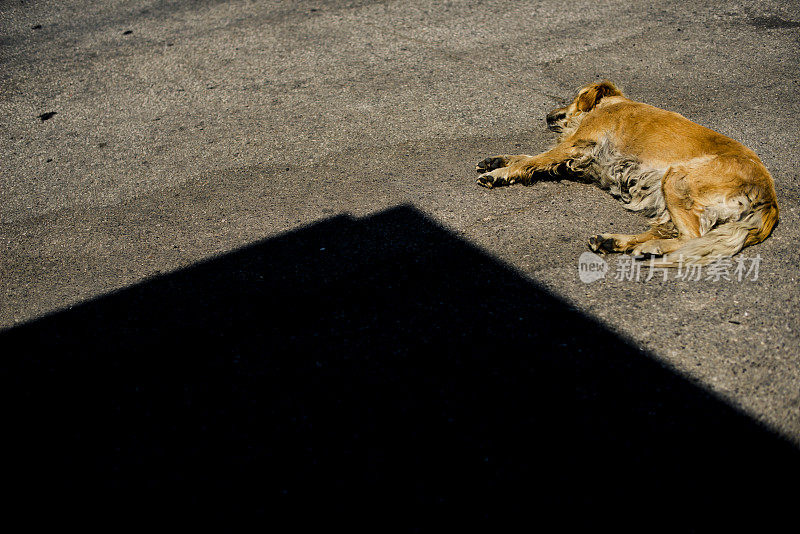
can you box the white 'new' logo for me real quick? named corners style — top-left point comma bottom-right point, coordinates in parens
top-left (578, 252), bottom-right (608, 283)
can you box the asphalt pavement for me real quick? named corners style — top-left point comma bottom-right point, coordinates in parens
top-left (2, 0), bottom-right (799, 525)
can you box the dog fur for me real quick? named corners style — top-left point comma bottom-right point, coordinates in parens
top-left (476, 80), bottom-right (779, 265)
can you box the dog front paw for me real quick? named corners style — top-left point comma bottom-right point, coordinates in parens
top-left (477, 171), bottom-right (514, 189)
top-left (476, 156), bottom-right (509, 174)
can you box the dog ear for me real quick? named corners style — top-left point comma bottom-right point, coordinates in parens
top-left (576, 80), bottom-right (622, 112)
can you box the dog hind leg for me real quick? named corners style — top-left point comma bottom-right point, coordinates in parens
top-left (588, 223), bottom-right (677, 253)
top-left (635, 165), bottom-right (778, 265)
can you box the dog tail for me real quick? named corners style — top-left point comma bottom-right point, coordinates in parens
top-left (647, 202), bottom-right (779, 267)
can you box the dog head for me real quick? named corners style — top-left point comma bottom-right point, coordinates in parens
top-left (546, 80), bottom-right (623, 133)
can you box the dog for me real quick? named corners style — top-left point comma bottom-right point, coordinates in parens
top-left (476, 80), bottom-right (779, 265)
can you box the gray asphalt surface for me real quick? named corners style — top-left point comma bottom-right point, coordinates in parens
top-left (2, 0), bottom-right (799, 450)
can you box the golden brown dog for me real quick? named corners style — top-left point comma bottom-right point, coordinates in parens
top-left (476, 80), bottom-right (779, 265)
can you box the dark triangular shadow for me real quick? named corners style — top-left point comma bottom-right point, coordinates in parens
top-left (2, 205), bottom-right (797, 528)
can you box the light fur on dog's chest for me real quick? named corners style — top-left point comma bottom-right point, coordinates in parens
top-left (570, 137), bottom-right (668, 222)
